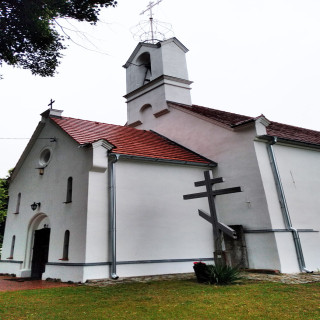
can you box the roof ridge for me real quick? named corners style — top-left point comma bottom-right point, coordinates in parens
top-left (168, 101), bottom-right (255, 127)
top-left (191, 103), bottom-right (254, 119)
top-left (51, 115), bottom-right (126, 129)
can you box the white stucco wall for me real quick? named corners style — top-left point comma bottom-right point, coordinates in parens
top-left (133, 106), bottom-right (282, 271)
top-left (115, 159), bottom-right (214, 277)
top-left (125, 39), bottom-right (192, 127)
top-left (0, 118), bottom-right (91, 279)
top-left (256, 141), bottom-right (320, 271)
top-left (126, 82), bottom-right (192, 126)
top-left (125, 39), bottom-right (189, 94)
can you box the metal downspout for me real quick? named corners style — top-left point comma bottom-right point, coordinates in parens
top-left (267, 137), bottom-right (311, 272)
top-left (108, 154), bottom-right (119, 279)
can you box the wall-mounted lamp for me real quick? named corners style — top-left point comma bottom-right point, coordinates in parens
top-left (36, 167), bottom-right (45, 175)
top-left (31, 202), bottom-right (41, 211)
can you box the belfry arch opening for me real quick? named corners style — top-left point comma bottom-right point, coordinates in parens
top-left (136, 52), bottom-right (152, 85)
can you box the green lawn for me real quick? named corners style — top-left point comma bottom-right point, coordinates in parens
top-left (0, 279), bottom-right (319, 319)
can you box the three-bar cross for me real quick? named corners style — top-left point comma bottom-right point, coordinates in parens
top-left (183, 171), bottom-right (242, 265)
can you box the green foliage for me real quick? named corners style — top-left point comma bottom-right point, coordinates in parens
top-left (206, 264), bottom-right (242, 285)
top-left (0, 170), bottom-right (11, 251)
top-left (194, 262), bottom-right (242, 285)
top-left (0, 178), bottom-right (9, 221)
top-left (0, 0), bottom-right (117, 77)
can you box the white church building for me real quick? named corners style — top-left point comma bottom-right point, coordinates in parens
top-left (1, 37), bottom-right (320, 282)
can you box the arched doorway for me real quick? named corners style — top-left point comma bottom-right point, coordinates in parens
top-left (24, 213), bottom-right (51, 279)
top-left (31, 227), bottom-right (51, 278)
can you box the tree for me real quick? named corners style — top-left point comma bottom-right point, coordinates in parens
top-left (0, 0), bottom-right (117, 77)
top-left (0, 170), bottom-right (12, 253)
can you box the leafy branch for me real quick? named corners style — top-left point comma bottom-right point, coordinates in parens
top-left (0, 0), bottom-right (117, 77)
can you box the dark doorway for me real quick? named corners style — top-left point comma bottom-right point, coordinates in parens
top-left (31, 228), bottom-right (51, 279)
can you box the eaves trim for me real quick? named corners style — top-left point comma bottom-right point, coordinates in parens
top-left (256, 135), bottom-right (320, 150)
top-left (110, 153), bottom-right (217, 167)
top-left (124, 75), bottom-right (193, 100)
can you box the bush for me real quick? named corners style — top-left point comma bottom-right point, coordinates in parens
top-left (193, 262), bottom-right (242, 285)
top-left (206, 264), bottom-right (242, 285)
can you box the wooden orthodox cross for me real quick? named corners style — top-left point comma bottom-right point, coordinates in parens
top-left (183, 171), bottom-right (242, 266)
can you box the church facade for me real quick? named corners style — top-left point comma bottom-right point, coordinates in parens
top-left (1, 38), bottom-right (319, 282)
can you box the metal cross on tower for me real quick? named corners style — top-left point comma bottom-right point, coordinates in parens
top-left (183, 171), bottom-right (242, 266)
top-left (140, 0), bottom-right (163, 44)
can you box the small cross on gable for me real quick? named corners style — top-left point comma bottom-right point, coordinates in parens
top-left (48, 99), bottom-right (55, 109)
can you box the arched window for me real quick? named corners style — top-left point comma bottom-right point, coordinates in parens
top-left (66, 177), bottom-right (73, 203)
top-left (9, 235), bottom-right (15, 259)
top-left (15, 193), bottom-right (21, 214)
top-left (62, 230), bottom-right (70, 260)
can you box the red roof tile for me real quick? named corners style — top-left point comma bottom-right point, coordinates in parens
top-left (266, 122), bottom-right (320, 145)
top-left (51, 117), bottom-right (213, 165)
top-left (169, 102), bottom-right (255, 126)
top-left (172, 102), bottom-right (320, 146)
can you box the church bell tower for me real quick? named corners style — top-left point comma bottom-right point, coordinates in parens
top-left (123, 37), bottom-right (192, 128)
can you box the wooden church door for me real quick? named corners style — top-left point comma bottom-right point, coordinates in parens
top-left (31, 228), bottom-right (51, 279)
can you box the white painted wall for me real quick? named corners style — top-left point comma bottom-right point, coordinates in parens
top-left (0, 116), bottom-right (218, 282)
top-left (0, 117), bottom-right (91, 279)
top-left (125, 39), bottom-right (189, 94)
top-left (256, 141), bottom-right (320, 271)
top-left (273, 144), bottom-right (320, 230)
top-left (133, 106), bottom-right (283, 271)
top-left (126, 81), bottom-right (192, 126)
top-left (245, 233), bottom-right (281, 270)
top-left (115, 159), bottom-right (215, 277)
top-left (125, 39), bottom-right (192, 126)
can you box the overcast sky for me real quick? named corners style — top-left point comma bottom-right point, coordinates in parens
top-left (1, 0), bottom-right (320, 177)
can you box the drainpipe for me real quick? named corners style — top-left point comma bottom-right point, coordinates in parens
top-left (267, 137), bottom-right (311, 272)
top-left (108, 153), bottom-right (120, 279)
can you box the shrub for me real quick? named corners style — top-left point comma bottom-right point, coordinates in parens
top-left (206, 264), bottom-right (242, 285)
top-left (193, 262), bottom-right (242, 285)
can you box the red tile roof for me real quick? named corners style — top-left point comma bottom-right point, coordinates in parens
top-left (51, 116), bottom-right (214, 165)
top-left (266, 122), bottom-right (320, 145)
top-left (169, 102), bottom-right (255, 127)
top-left (171, 102), bottom-right (320, 146)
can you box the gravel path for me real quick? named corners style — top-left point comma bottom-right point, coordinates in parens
top-left (85, 271), bottom-right (320, 287)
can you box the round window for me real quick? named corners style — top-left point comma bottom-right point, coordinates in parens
top-left (39, 148), bottom-right (52, 166)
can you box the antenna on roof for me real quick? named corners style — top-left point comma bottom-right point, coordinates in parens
top-left (131, 0), bottom-right (174, 44)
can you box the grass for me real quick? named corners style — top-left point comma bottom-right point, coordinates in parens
top-left (0, 279), bottom-right (319, 319)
